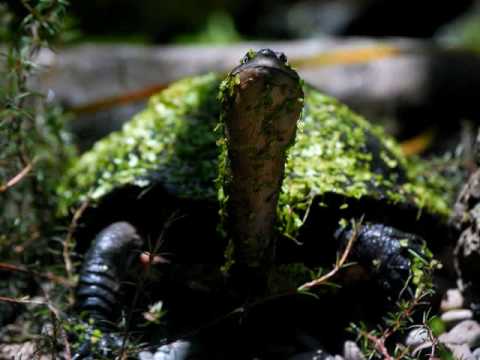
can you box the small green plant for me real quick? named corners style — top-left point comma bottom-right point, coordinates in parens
top-left (349, 242), bottom-right (443, 359)
top-left (0, 0), bottom-right (75, 357)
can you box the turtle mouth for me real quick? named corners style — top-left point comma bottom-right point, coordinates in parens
top-left (231, 48), bottom-right (299, 81)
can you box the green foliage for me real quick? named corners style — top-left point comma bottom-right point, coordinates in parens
top-left (174, 11), bottom-right (242, 44)
top-left (0, 0), bottom-right (74, 262)
top-left (0, 0), bottom-right (74, 352)
top-left (439, 7), bottom-right (480, 52)
top-left (58, 74), bottom-right (221, 215)
top-left (59, 75), bottom-right (454, 239)
top-left (350, 239), bottom-right (443, 359)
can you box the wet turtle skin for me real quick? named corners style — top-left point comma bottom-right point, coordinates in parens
top-left (58, 50), bottom-right (457, 358)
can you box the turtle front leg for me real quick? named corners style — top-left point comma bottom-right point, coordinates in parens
top-left (72, 221), bottom-right (143, 359)
top-left (335, 223), bottom-right (427, 296)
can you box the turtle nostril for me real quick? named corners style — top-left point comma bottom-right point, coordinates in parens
top-left (258, 48), bottom-right (275, 57)
top-left (241, 49), bottom-right (289, 65)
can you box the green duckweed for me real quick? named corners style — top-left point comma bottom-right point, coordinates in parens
top-left (58, 74), bottom-right (454, 242)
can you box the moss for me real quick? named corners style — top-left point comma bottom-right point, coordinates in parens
top-left (58, 75), bottom-right (454, 242)
top-left (58, 73), bottom-right (222, 215)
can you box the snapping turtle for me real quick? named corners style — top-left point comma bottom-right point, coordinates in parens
top-left (59, 49), bottom-right (455, 357)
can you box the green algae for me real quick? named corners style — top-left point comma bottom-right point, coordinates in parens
top-left (58, 74), bottom-right (454, 243)
top-left (58, 73), bottom-right (221, 215)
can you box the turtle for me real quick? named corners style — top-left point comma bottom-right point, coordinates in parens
top-left (58, 49), bottom-right (457, 358)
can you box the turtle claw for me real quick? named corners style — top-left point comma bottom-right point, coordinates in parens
top-left (71, 222), bottom-right (144, 358)
top-left (336, 223), bottom-right (426, 295)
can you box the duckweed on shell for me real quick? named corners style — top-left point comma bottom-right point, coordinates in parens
top-left (58, 74), bottom-right (455, 241)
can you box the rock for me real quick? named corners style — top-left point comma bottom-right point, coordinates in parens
top-left (452, 167), bottom-right (480, 286)
top-left (152, 340), bottom-right (198, 360)
top-left (439, 320), bottom-right (480, 348)
top-left (405, 328), bottom-right (430, 348)
top-left (0, 342), bottom-right (50, 360)
top-left (343, 341), bottom-right (365, 360)
top-left (29, 40), bottom-right (480, 152)
top-left (447, 344), bottom-right (475, 360)
top-left (441, 309), bottom-right (473, 325)
top-left (289, 351), bottom-right (343, 360)
top-left (473, 347), bottom-right (480, 359)
top-left (441, 289), bottom-right (465, 312)
top-left (138, 351), bottom-right (154, 360)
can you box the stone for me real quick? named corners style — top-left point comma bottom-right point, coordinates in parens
top-left (447, 344), bottom-right (475, 360)
top-left (289, 351), bottom-right (343, 360)
top-left (473, 347), bottom-right (480, 359)
top-left (0, 342), bottom-right (50, 360)
top-left (343, 340), bottom-right (365, 360)
top-left (439, 320), bottom-right (480, 348)
top-left (441, 309), bottom-right (473, 325)
top-left (138, 351), bottom-right (154, 360)
top-left (441, 289), bottom-right (465, 312)
top-left (405, 327), bottom-right (430, 348)
top-left (152, 340), bottom-right (196, 360)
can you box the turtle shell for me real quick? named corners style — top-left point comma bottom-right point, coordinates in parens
top-left (58, 73), bottom-right (454, 243)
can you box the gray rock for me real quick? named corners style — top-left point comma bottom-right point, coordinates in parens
top-left (30, 39), bottom-right (480, 153)
top-left (441, 309), bottom-right (473, 326)
top-left (447, 344), bottom-right (475, 360)
top-left (343, 340), bottom-right (365, 360)
top-left (289, 351), bottom-right (343, 360)
top-left (473, 347), bottom-right (480, 359)
top-left (405, 327), bottom-right (430, 348)
top-left (441, 289), bottom-right (465, 312)
top-left (151, 340), bottom-right (199, 360)
top-left (439, 320), bottom-right (480, 348)
top-left (138, 351), bottom-right (154, 360)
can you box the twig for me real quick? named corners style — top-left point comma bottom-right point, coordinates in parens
top-left (363, 331), bottom-right (395, 360)
top-left (63, 200), bottom-right (89, 296)
top-left (383, 293), bottom-right (426, 339)
top-left (0, 262), bottom-right (73, 287)
top-left (0, 162), bottom-right (33, 192)
top-left (298, 220), bottom-right (360, 291)
top-left (39, 284), bottom-right (72, 360)
top-left (0, 295), bottom-right (45, 305)
top-left (426, 325), bottom-right (439, 360)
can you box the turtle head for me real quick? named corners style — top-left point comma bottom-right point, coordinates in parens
top-left (219, 49), bottom-right (304, 269)
top-left (235, 48), bottom-right (296, 80)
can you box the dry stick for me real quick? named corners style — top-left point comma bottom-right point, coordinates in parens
top-left (298, 220), bottom-right (360, 292)
top-left (0, 262), bottom-right (73, 358)
top-left (0, 162), bottom-right (33, 192)
top-left (0, 295), bottom-right (45, 305)
top-left (0, 262), bottom-right (73, 287)
top-left (0, 296), bottom-right (72, 359)
top-left (63, 201), bottom-right (89, 290)
top-left (425, 325), bottom-right (439, 360)
top-left (39, 285), bottom-right (72, 360)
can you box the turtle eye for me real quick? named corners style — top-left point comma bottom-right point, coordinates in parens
top-left (277, 52), bottom-right (287, 64)
top-left (241, 55), bottom-right (249, 64)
